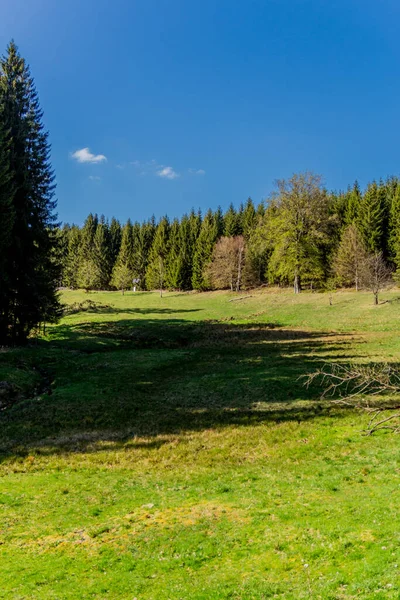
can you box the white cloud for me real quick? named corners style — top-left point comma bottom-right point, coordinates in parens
top-left (157, 166), bottom-right (179, 180)
top-left (130, 159), bottom-right (181, 179)
top-left (72, 147), bottom-right (107, 164)
top-left (88, 175), bottom-right (101, 181)
top-left (189, 168), bottom-right (206, 175)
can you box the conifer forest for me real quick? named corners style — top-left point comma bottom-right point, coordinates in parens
top-left (58, 173), bottom-right (400, 299)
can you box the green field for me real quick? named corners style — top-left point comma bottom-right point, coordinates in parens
top-left (1, 288), bottom-right (400, 599)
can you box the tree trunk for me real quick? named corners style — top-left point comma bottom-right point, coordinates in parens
top-left (159, 256), bottom-right (164, 298)
top-left (294, 273), bottom-right (301, 294)
top-left (122, 288), bottom-right (125, 295)
top-left (374, 292), bottom-right (378, 305)
top-left (236, 247), bottom-right (243, 292)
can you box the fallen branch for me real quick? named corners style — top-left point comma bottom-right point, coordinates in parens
top-left (228, 295), bottom-right (253, 302)
top-left (303, 362), bottom-right (400, 434)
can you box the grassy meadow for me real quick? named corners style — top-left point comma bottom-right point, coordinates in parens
top-left (1, 287), bottom-right (400, 599)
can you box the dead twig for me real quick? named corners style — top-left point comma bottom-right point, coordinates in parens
top-left (303, 362), bottom-right (400, 435)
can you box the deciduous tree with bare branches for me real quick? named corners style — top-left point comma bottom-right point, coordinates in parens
top-left (362, 252), bottom-right (392, 305)
top-left (207, 235), bottom-right (246, 291)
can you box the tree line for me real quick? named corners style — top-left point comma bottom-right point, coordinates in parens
top-left (58, 199), bottom-right (264, 294)
top-left (59, 172), bottom-right (400, 297)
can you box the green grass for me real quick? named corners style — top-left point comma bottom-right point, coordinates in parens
top-left (1, 288), bottom-right (400, 599)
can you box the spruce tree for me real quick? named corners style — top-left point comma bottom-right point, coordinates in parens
top-left (93, 216), bottom-right (112, 289)
top-left (109, 217), bottom-right (122, 273)
top-left (223, 203), bottom-right (240, 237)
top-left (111, 220), bottom-right (134, 294)
top-left (256, 201), bottom-right (265, 218)
top-left (237, 202), bottom-right (244, 235)
top-left (0, 41), bottom-right (61, 343)
top-left (357, 181), bottom-right (384, 254)
top-left (389, 184), bottom-right (400, 275)
top-left (214, 206), bottom-right (224, 237)
top-left (378, 178), bottom-right (391, 259)
top-left (79, 213), bottom-right (98, 261)
top-left (165, 218), bottom-right (182, 289)
top-left (56, 224), bottom-right (70, 286)
top-left (131, 220), bottom-right (154, 290)
top-left (243, 209), bottom-right (271, 287)
top-left (344, 181), bottom-right (361, 225)
top-left (241, 197), bottom-right (256, 239)
top-left (0, 120), bottom-right (15, 340)
top-left (192, 209), bottom-right (218, 290)
top-left (189, 209), bottom-right (202, 244)
top-left (64, 225), bottom-right (81, 288)
top-left (145, 216), bottom-right (170, 293)
top-left (179, 209), bottom-right (201, 289)
top-left (178, 213), bottom-right (196, 290)
top-left (77, 213), bottom-right (98, 290)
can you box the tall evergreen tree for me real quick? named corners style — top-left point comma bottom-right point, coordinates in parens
top-left (0, 41), bottom-right (61, 343)
top-left (192, 209), bottom-right (218, 290)
top-left (109, 217), bottom-right (122, 273)
top-left (256, 201), bottom-right (265, 218)
top-left (378, 178), bottom-right (392, 259)
top-left (165, 218), bottom-right (182, 289)
top-left (64, 225), bottom-right (81, 288)
top-left (344, 181), bottom-right (361, 225)
top-left (77, 213), bottom-right (99, 290)
top-left (146, 216), bottom-right (170, 293)
top-left (389, 184), bottom-right (400, 276)
top-left (241, 197), bottom-right (256, 239)
top-left (237, 202), bottom-right (244, 235)
top-left (111, 219), bottom-right (134, 294)
top-left (223, 203), bottom-right (240, 237)
top-left (357, 181), bottom-right (385, 254)
top-left (214, 206), bottom-right (224, 237)
top-left (79, 213), bottom-right (98, 261)
top-left (56, 224), bottom-right (70, 286)
top-left (93, 216), bottom-right (112, 289)
top-left (0, 119), bottom-right (15, 339)
top-left (178, 212), bottom-right (198, 290)
top-left (131, 219), bottom-right (155, 289)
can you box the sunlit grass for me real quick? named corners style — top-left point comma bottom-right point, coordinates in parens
top-left (1, 288), bottom-right (400, 598)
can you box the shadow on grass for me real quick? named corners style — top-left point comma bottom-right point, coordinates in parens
top-left (0, 317), bottom-right (363, 458)
top-left (65, 306), bottom-right (203, 317)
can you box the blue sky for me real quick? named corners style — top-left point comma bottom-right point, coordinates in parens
top-left (1, 0), bottom-right (400, 224)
